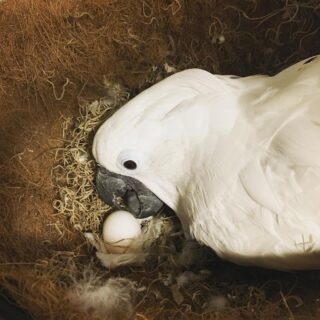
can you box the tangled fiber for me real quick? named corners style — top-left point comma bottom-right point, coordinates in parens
top-left (1, 0), bottom-right (320, 319)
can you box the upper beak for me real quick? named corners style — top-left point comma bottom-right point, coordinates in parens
top-left (95, 166), bottom-right (164, 219)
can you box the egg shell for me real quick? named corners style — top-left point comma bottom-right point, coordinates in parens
top-left (102, 210), bottom-right (141, 254)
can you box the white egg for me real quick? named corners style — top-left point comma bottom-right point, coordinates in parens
top-left (102, 210), bottom-right (141, 254)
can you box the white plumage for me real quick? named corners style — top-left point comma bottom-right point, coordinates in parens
top-left (68, 275), bottom-right (137, 320)
top-left (93, 55), bottom-right (320, 270)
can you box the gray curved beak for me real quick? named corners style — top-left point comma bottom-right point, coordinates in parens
top-left (95, 166), bottom-right (164, 219)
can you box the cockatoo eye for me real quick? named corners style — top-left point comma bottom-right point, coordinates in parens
top-left (117, 150), bottom-right (144, 173)
top-left (123, 160), bottom-right (137, 170)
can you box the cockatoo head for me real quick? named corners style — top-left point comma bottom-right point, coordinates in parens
top-left (93, 69), bottom-right (237, 219)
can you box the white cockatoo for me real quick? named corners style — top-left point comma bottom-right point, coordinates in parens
top-left (93, 55), bottom-right (320, 270)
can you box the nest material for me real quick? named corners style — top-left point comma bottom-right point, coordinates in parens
top-left (1, 1), bottom-right (320, 319)
top-left (52, 98), bottom-right (114, 234)
top-left (1, 0), bottom-right (320, 111)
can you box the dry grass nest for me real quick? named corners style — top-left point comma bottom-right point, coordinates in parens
top-left (1, 0), bottom-right (320, 319)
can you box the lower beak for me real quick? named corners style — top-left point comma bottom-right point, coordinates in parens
top-left (95, 166), bottom-right (164, 219)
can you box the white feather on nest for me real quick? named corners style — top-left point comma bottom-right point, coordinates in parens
top-left (67, 274), bottom-right (137, 320)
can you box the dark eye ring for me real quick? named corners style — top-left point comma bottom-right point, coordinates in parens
top-left (123, 160), bottom-right (137, 170)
